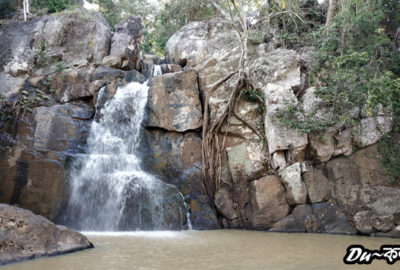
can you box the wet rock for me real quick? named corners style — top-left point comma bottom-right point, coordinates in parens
top-left (0, 149), bottom-right (68, 220)
top-left (325, 157), bottom-right (362, 213)
top-left (141, 54), bottom-right (160, 78)
top-left (161, 64), bottom-right (182, 74)
top-left (31, 103), bottom-right (93, 152)
top-left (270, 202), bottom-right (357, 234)
top-left (141, 129), bottom-right (218, 229)
top-left (92, 66), bottom-right (126, 82)
top-left (270, 205), bottom-right (320, 233)
top-left (353, 211), bottom-right (374, 234)
top-left (120, 180), bottom-right (188, 230)
top-left (121, 60), bottom-right (136, 71)
top-left (279, 162), bottom-right (307, 205)
top-left (249, 176), bottom-right (289, 229)
top-left (101, 55), bottom-right (122, 69)
top-left (269, 215), bottom-right (304, 232)
top-left (214, 188), bottom-right (239, 222)
top-left (124, 70), bottom-right (147, 84)
top-left (375, 226), bottom-right (400, 238)
top-left (145, 69), bottom-right (202, 132)
top-left (0, 204), bottom-right (93, 265)
top-left (303, 167), bottom-right (331, 203)
top-left (312, 203), bottom-right (357, 234)
top-left (293, 204), bottom-right (321, 232)
top-left (0, 102), bottom-right (92, 219)
top-left (110, 16), bottom-right (142, 71)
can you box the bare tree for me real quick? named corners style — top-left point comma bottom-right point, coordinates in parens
top-left (201, 0), bottom-right (303, 205)
top-left (23, 0), bottom-right (30, 21)
top-left (326, 0), bottom-right (337, 26)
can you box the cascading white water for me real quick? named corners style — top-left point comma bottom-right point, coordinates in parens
top-left (63, 68), bottom-right (188, 231)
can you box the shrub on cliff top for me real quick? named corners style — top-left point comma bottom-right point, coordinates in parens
top-left (31, 0), bottom-right (67, 13)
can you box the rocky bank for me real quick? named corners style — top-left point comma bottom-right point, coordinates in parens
top-left (0, 203), bottom-right (93, 265)
top-left (0, 7), bottom-right (399, 243)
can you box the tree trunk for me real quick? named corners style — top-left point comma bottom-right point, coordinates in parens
top-left (326, 0), bottom-right (337, 26)
top-left (23, 0), bottom-right (27, 21)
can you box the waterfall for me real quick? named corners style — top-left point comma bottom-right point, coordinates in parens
top-left (62, 69), bottom-right (188, 231)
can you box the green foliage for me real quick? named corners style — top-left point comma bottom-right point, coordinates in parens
top-left (263, 0), bottom-right (322, 49)
top-left (276, 100), bottom-right (336, 134)
top-left (31, 0), bottom-right (67, 13)
top-left (144, 0), bottom-right (215, 54)
top-left (0, 0), bottom-right (13, 18)
top-left (379, 132), bottom-right (400, 184)
top-left (277, 0), bottom-right (400, 182)
top-left (86, 0), bottom-right (153, 28)
top-left (36, 40), bottom-right (52, 68)
top-left (242, 88), bottom-right (261, 102)
top-left (55, 61), bottom-right (65, 73)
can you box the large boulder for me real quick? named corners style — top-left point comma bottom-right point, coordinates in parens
top-left (0, 149), bottom-right (67, 220)
top-left (311, 202), bottom-right (357, 234)
top-left (349, 144), bottom-right (388, 186)
top-left (226, 141), bottom-right (267, 182)
top-left (360, 186), bottom-right (400, 216)
top-left (165, 19), bottom-right (234, 68)
top-left (145, 69), bottom-right (203, 132)
top-left (351, 116), bottom-right (392, 148)
top-left (110, 17), bottom-right (142, 71)
top-left (325, 157), bottom-right (362, 213)
top-left (0, 9), bottom-right (111, 100)
top-left (0, 204), bottom-right (93, 265)
top-left (30, 103), bottom-right (93, 152)
top-left (303, 167), bottom-right (331, 203)
top-left (279, 162), bottom-right (308, 205)
top-left (270, 203), bottom-right (357, 234)
top-left (248, 175), bottom-right (289, 229)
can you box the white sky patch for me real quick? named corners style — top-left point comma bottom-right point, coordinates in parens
top-left (83, 0), bottom-right (99, 11)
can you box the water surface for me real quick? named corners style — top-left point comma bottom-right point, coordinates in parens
top-left (2, 230), bottom-right (399, 270)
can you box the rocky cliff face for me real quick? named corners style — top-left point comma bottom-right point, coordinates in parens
top-left (1, 10), bottom-right (399, 237)
top-left (164, 19), bottom-right (400, 236)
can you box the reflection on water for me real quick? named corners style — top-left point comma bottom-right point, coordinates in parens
top-left (2, 230), bottom-right (399, 270)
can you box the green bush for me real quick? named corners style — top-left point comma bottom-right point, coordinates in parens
top-left (0, 0), bottom-right (13, 18)
top-left (277, 0), bottom-right (400, 183)
top-left (31, 0), bottom-right (67, 13)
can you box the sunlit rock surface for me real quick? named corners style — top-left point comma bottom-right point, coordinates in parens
top-left (0, 204), bottom-right (93, 265)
